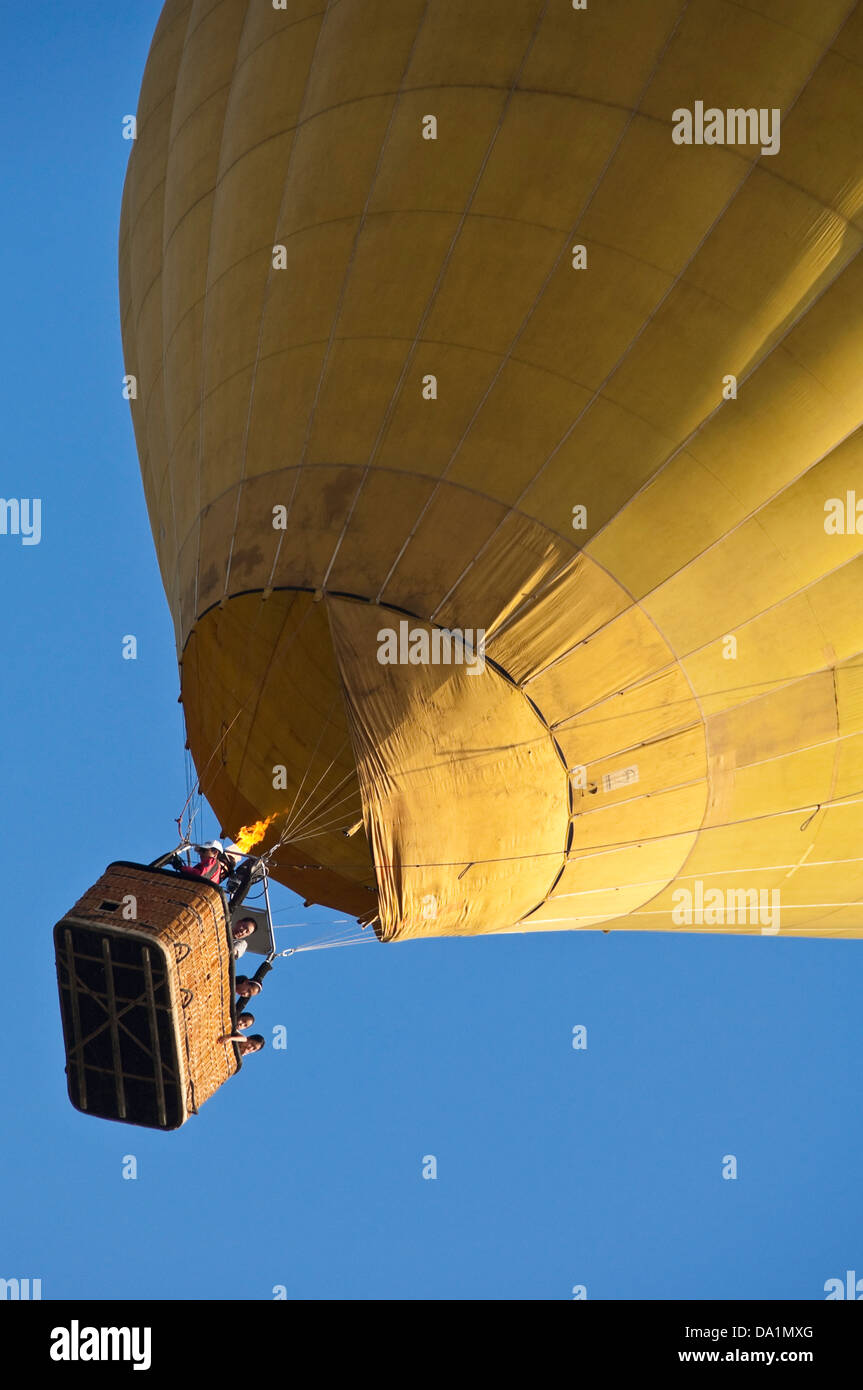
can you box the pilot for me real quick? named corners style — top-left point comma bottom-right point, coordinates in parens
top-left (181, 841), bottom-right (228, 885)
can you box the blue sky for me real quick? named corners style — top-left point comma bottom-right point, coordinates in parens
top-left (1, 2), bottom-right (861, 1301)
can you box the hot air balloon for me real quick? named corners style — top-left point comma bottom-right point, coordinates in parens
top-left (114, 0), bottom-right (863, 951)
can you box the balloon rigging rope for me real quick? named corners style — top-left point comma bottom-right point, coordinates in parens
top-left (260, 756), bottom-right (360, 866)
top-left (271, 696), bottom-right (346, 847)
top-left (291, 935), bottom-right (374, 952)
top-left (281, 786), bottom-right (364, 844)
top-left (276, 738), bottom-right (356, 847)
top-left (285, 762), bottom-right (360, 830)
top-left (271, 917), bottom-right (374, 951)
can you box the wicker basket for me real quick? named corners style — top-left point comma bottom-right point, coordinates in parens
top-left (54, 863), bottom-right (241, 1129)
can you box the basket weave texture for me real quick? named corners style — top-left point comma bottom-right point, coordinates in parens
top-left (69, 864), bottom-right (239, 1114)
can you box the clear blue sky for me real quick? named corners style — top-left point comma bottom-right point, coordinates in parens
top-left (2, 2), bottom-right (860, 1301)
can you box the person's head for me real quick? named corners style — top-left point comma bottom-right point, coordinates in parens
top-left (235, 976), bottom-right (262, 999)
top-left (238, 1034), bottom-right (265, 1055)
top-left (237, 1012), bottom-right (255, 1031)
top-left (232, 917), bottom-right (256, 941)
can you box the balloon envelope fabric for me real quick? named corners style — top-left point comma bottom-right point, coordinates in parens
top-left (120, 0), bottom-right (863, 941)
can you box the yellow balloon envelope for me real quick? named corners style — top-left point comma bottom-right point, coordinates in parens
top-left (120, 0), bottom-right (863, 941)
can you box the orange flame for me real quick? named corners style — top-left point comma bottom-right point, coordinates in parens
top-left (233, 814), bottom-right (277, 854)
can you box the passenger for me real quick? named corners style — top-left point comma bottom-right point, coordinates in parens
top-left (235, 975), bottom-right (263, 1000)
top-left (231, 917), bottom-right (256, 960)
top-left (236, 1012), bottom-right (255, 1031)
top-left (219, 1031), bottom-right (265, 1056)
